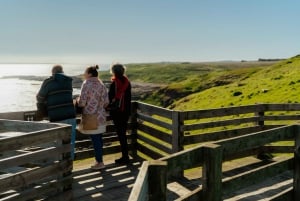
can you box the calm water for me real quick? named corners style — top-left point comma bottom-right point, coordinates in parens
top-left (0, 64), bottom-right (109, 113)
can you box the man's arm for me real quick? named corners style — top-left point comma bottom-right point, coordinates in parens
top-left (36, 80), bottom-right (49, 118)
top-left (36, 80), bottom-right (48, 103)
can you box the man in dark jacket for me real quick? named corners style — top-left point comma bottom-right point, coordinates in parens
top-left (37, 65), bottom-right (76, 159)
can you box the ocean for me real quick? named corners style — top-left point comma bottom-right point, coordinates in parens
top-left (0, 64), bottom-right (110, 113)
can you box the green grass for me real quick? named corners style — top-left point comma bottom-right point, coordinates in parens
top-left (172, 55), bottom-right (300, 110)
top-left (100, 59), bottom-right (300, 109)
top-left (99, 61), bottom-right (276, 106)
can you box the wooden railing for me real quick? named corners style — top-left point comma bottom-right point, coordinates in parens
top-left (129, 125), bottom-right (300, 201)
top-left (0, 103), bottom-right (299, 160)
top-left (2, 102), bottom-right (300, 200)
top-left (134, 103), bottom-right (300, 160)
top-left (0, 119), bottom-right (73, 200)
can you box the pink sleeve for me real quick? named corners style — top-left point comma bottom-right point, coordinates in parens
top-left (103, 86), bottom-right (109, 107)
top-left (78, 82), bottom-right (88, 107)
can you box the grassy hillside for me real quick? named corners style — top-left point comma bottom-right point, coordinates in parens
top-left (100, 61), bottom-right (276, 106)
top-left (172, 55), bottom-right (300, 110)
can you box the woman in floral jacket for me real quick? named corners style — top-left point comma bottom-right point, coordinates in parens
top-left (77, 65), bottom-right (109, 170)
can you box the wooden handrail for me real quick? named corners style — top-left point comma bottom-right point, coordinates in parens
top-left (129, 125), bottom-right (300, 201)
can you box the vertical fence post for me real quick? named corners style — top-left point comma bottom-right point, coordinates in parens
top-left (255, 105), bottom-right (265, 127)
top-left (172, 111), bottom-right (184, 153)
top-left (171, 110), bottom-right (184, 177)
top-left (148, 161), bottom-right (167, 201)
top-left (62, 126), bottom-right (73, 194)
top-left (130, 101), bottom-right (138, 158)
top-left (294, 125), bottom-right (300, 200)
top-left (202, 143), bottom-right (223, 201)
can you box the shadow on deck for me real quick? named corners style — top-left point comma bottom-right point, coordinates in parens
top-left (72, 160), bottom-right (202, 201)
top-left (71, 156), bottom-right (294, 201)
top-left (72, 160), bottom-right (142, 201)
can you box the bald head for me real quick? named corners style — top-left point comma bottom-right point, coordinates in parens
top-left (52, 65), bottom-right (64, 74)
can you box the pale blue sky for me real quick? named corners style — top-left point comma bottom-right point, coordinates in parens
top-left (0, 0), bottom-right (299, 63)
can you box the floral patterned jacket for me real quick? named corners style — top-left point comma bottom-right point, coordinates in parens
top-left (78, 77), bottom-right (109, 126)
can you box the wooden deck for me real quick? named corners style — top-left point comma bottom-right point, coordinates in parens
top-left (71, 155), bottom-right (293, 201)
top-left (72, 155), bottom-right (141, 201)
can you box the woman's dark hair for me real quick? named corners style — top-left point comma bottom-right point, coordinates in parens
top-left (86, 65), bottom-right (99, 77)
top-left (111, 64), bottom-right (126, 78)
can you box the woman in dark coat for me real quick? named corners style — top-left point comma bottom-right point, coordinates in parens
top-left (108, 64), bottom-right (131, 164)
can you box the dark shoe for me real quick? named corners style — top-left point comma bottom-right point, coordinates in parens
top-left (115, 157), bottom-right (130, 164)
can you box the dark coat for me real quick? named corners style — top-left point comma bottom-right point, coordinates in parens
top-left (108, 78), bottom-right (132, 117)
top-left (37, 73), bottom-right (75, 122)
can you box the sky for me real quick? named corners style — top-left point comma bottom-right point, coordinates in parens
top-left (0, 0), bottom-right (299, 64)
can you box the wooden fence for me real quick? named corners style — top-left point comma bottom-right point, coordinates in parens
top-left (1, 102), bottom-right (300, 200)
top-left (0, 119), bottom-right (73, 200)
top-left (1, 103), bottom-right (299, 161)
top-left (132, 103), bottom-right (300, 161)
top-left (129, 125), bottom-right (300, 201)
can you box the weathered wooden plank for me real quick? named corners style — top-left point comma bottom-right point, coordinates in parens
top-left (0, 111), bottom-right (37, 121)
top-left (172, 111), bottom-right (184, 153)
top-left (294, 125), bottom-right (300, 200)
top-left (137, 123), bottom-right (172, 144)
top-left (264, 103), bottom-right (300, 111)
top-left (202, 144), bottom-right (222, 201)
top-left (159, 145), bottom-right (204, 178)
top-left (136, 101), bottom-right (172, 119)
top-left (270, 187), bottom-right (293, 201)
top-left (264, 115), bottom-right (300, 121)
top-left (222, 158), bottom-right (293, 195)
top-left (262, 145), bottom-right (294, 153)
top-left (0, 119), bottom-right (59, 132)
top-left (128, 161), bottom-right (149, 201)
top-left (177, 188), bottom-right (202, 201)
top-left (183, 126), bottom-right (264, 145)
top-left (131, 101), bottom-right (138, 158)
top-left (255, 111), bottom-right (265, 126)
top-left (0, 126), bottom-right (71, 152)
top-left (148, 161), bottom-right (167, 201)
top-left (137, 144), bottom-right (164, 159)
top-left (137, 113), bottom-right (173, 130)
top-left (217, 125), bottom-right (295, 158)
top-left (0, 144), bottom-right (71, 169)
top-left (0, 160), bottom-right (72, 193)
top-left (222, 145), bottom-right (293, 162)
top-left (46, 190), bottom-right (73, 201)
top-left (181, 104), bottom-right (263, 120)
top-left (182, 116), bottom-right (259, 131)
top-left (137, 134), bottom-right (172, 154)
top-left (2, 176), bottom-right (73, 201)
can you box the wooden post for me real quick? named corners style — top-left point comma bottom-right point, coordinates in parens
top-left (62, 126), bottom-right (73, 193)
top-left (255, 109), bottom-right (265, 127)
top-left (294, 125), bottom-right (300, 200)
top-left (171, 111), bottom-right (184, 177)
top-left (202, 143), bottom-right (223, 201)
top-left (172, 111), bottom-right (184, 153)
top-left (130, 101), bottom-right (138, 158)
top-left (148, 161), bottom-right (167, 201)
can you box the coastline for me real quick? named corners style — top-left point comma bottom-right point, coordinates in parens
top-left (1, 75), bottom-right (163, 100)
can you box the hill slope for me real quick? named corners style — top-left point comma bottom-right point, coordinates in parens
top-left (172, 55), bottom-right (300, 110)
top-left (100, 61), bottom-right (276, 106)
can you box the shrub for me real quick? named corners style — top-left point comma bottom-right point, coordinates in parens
top-left (233, 91), bottom-right (243, 96)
